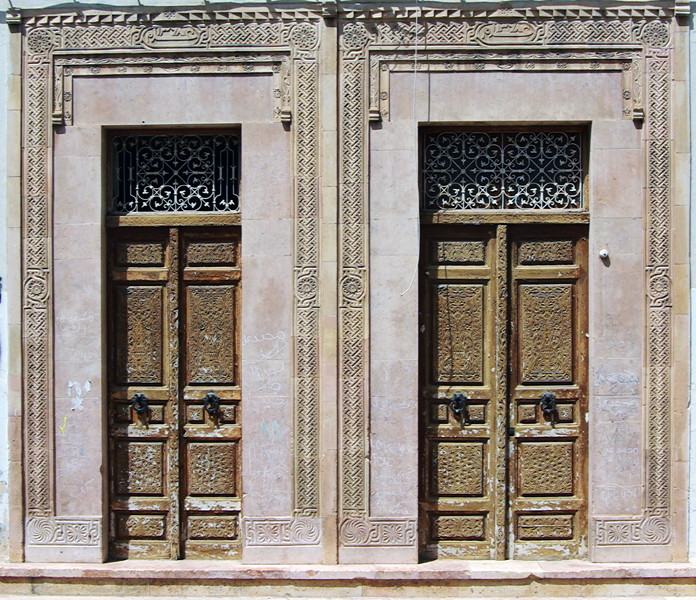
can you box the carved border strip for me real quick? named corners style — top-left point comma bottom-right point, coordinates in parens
top-left (337, 12), bottom-right (674, 550)
top-left (52, 56), bottom-right (292, 126)
top-left (368, 53), bottom-right (643, 122)
top-left (21, 12), bottom-right (323, 550)
top-left (595, 49), bottom-right (672, 547)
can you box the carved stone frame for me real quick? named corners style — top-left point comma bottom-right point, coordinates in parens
top-left (19, 8), bottom-right (324, 560)
top-left (337, 6), bottom-right (682, 561)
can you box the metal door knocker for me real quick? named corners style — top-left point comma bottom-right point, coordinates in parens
top-left (203, 392), bottom-right (220, 417)
top-left (539, 391), bottom-right (557, 426)
top-left (130, 393), bottom-right (149, 423)
top-left (449, 392), bottom-right (470, 428)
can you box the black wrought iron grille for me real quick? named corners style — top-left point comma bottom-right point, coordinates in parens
top-left (110, 133), bottom-right (240, 214)
top-left (422, 131), bottom-right (583, 210)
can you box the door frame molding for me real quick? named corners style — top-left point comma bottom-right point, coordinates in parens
top-left (16, 8), bottom-right (326, 562)
top-left (339, 6), bottom-right (684, 562)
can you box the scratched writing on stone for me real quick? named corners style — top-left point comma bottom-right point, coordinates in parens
top-left (593, 370), bottom-right (640, 395)
top-left (243, 331), bottom-right (289, 396)
top-left (57, 313), bottom-right (95, 335)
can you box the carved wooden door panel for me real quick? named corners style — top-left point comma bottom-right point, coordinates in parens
top-left (180, 229), bottom-right (241, 558)
top-left (419, 225), bottom-right (505, 559)
top-left (508, 227), bottom-right (588, 559)
top-left (420, 224), bottom-right (587, 560)
top-left (108, 226), bottom-right (241, 559)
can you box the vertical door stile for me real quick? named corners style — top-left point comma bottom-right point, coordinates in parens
top-left (509, 226), bottom-right (588, 559)
top-left (493, 224), bottom-right (508, 561)
top-left (168, 227), bottom-right (181, 560)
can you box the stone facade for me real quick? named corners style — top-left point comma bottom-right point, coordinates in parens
top-left (0, 0), bottom-right (690, 565)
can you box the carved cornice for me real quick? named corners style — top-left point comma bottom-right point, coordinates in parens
top-left (22, 8), bottom-right (322, 28)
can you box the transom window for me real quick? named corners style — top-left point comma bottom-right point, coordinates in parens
top-left (422, 130), bottom-right (583, 210)
top-left (110, 133), bottom-right (240, 215)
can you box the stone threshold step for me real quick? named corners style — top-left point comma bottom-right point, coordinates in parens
top-left (1, 597), bottom-right (695, 600)
top-left (0, 560), bottom-right (695, 581)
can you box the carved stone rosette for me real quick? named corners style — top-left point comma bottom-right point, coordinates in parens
top-left (337, 5), bottom-right (678, 557)
top-left (20, 8), bottom-right (323, 557)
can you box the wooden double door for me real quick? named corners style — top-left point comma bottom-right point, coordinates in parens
top-left (420, 224), bottom-right (588, 560)
top-left (107, 226), bottom-right (241, 559)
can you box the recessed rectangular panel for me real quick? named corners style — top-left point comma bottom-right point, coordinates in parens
top-left (188, 515), bottom-right (237, 540)
top-left (519, 284), bottom-right (573, 383)
top-left (187, 442), bottom-right (237, 496)
top-left (431, 514), bottom-right (486, 541)
top-left (115, 242), bottom-right (165, 266)
top-left (115, 514), bottom-right (166, 539)
top-left (519, 441), bottom-right (574, 496)
top-left (518, 404), bottom-right (538, 424)
top-left (517, 240), bottom-right (574, 265)
top-left (467, 403), bottom-right (486, 424)
top-left (114, 441), bottom-right (165, 495)
top-left (186, 241), bottom-right (238, 266)
top-left (434, 284), bottom-right (484, 384)
top-left (115, 286), bottom-right (164, 385)
top-left (518, 514), bottom-right (574, 540)
top-left (186, 285), bottom-right (236, 384)
top-left (430, 441), bottom-right (485, 496)
top-left (433, 240), bottom-right (486, 265)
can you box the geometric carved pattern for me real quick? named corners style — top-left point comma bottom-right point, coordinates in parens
top-left (114, 441), bottom-right (164, 495)
top-left (115, 242), bottom-right (165, 266)
top-left (435, 284), bottom-right (484, 384)
top-left (25, 517), bottom-right (101, 546)
top-left (431, 515), bottom-right (486, 541)
top-left (243, 517), bottom-right (321, 546)
top-left (434, 240), bottom-right (486, 265)
top-left (186, 241), bottom-right (237, 266)
top-left (518, 514), bottom-right (573, 540)
top-left (430, 442), bottom-right (485, 496)
top-left (518, 240), bottom-right (574, 265)
top-left (115, 514), bottom-right (166, 539)
top-left (519, 442), bottom-right (574, 496)
top-left (187, 443), bottom-right (237, 496)
top-left (188, 516), bottom-right (237, 540)
top-left (115, 286), bottom-right (164, 385)
top-left (595, 52), bottom-right (673, 548)
top-left (186, 286), bottom-right (236, 384)
top-left (519, 284), bottom-right (573, 383)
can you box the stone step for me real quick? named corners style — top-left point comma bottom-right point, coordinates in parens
top-left (0, 561), bottom-right (694, 598)
top-left (0, 593), bottom-right (696, 600)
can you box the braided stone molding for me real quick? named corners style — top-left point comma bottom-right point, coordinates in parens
top-left (21, 8), bottom-right (322, 549)
top-left (337, 8), bottom-right (675, 550)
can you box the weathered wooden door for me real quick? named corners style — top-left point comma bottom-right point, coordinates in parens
top-left (419, 224), bottom-right (588, 560)
top-left (108, 226), bottom-right (241, 559)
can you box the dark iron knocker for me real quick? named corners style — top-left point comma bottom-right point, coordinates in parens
top-left (203, 392), bottom-right (221, 417)
top-left (449, 392), bottom-right (470, 428)
top-left (540, 391), bottom-right (557, 425)
top-left (130, 393), bottom-right (149, 419)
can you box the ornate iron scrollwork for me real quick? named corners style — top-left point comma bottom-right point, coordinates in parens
top-left (111, 133), bottom-right (240, 214)
top-left (449, 392), bottom-right (470, 427)
top-left (422, 131), bottom-right (583, 210)
top-left (203, 392), bottom-right (220, 417)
